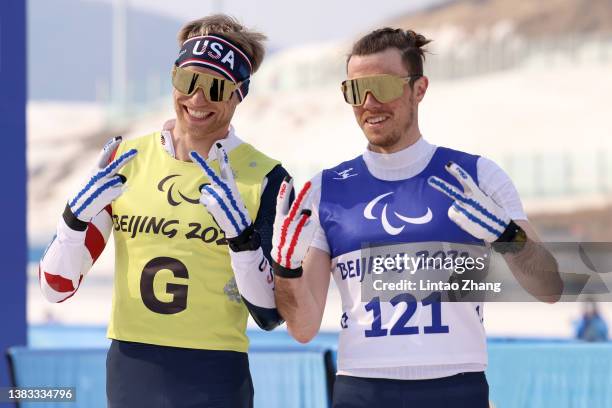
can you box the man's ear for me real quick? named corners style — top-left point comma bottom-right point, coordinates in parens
top-left (414, 76), bottom-right (429, 102)
top-left (229, 91), bottom-right (242, 105)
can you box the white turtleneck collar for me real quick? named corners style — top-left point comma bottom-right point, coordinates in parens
top-left (362, 137), bottom-right (437, 181)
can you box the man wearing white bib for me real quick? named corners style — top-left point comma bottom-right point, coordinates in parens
top-left (271, 28), bottom-right (563, 407)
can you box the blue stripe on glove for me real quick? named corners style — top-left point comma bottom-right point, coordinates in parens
top-left (201, 184), bottom-right (241, 236)
top-left (428, 176), bottom-right (507, 229)
top-left (189, 151), bottom-right (249, 229)
top-left (69, 149), bottom-right (137, 207)
top-left (73, 176), bottom-right (123, 218)
top-left (451, 202), bottom-right (505, 236)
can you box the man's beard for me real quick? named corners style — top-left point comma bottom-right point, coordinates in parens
top-left (368, 129), bottom-right (402, 149)
top-left (366, 104), bottom-right (415, 149)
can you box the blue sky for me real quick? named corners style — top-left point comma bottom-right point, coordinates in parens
top-left (87, 0), bottom-right (446, 48)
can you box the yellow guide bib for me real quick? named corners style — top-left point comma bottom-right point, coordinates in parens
top-left (107, 132), bottom-right (279, 351)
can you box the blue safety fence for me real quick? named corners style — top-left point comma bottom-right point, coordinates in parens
top-left (249, 346), bottom-right (332, 408)
top-left (487, 342), bottom-right (612, 408)
top-left (13, 326), bottom-right (337, 407)
top-left (7, 326), bottom-right (612, 408)
top-left (27, 324), bottom-right (340, 350)
top-left (7, 348), bottom-right (106, 408)
top-left (7, 345), bottom-right (332, 408)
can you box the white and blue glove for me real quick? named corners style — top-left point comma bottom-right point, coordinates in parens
top-left (65, 136), bottom-right (137, 229)
top-left (190, 143), bottom-right (254, 246)
top-left (191, 143), bottom-right (283, 325)
top-left (428, 162), bottom-right (510, 243)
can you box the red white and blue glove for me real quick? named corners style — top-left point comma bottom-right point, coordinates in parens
top-left (42, 136), bottom-right (135, 299)
top-left (271, 177), bottom-right (317, 278)
top-left (64, 136), bottom-right (137, 230)
top-left (428, 162), bottom-right (511, 243)
top-left (190, 143), bottom-right (259, 250)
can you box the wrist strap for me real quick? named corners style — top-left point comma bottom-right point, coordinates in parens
top-left (271, 259), bottom-right (303, 279)
top-left (62, 203), bottom-right (88, 232)
top-left (227, 224), bottom-right (261, 252)
top-left (493, 220), bottom-right (527, 254)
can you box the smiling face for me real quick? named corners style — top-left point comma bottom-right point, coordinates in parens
top-left (173, 66), bottom-right (240, 141)
top-left (347, 47), bottom-right (428, 153)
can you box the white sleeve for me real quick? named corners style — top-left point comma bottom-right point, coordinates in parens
top-left (229, 249), bottom-right (275, 309)
top-left (477, 157), bottom-right (527, 221)
top-left (227, 173), bottom-right (276, 311)
top-left (39, 208), bottom-right (113, 303)
top-left (307, 172), bottom-right (331, 254)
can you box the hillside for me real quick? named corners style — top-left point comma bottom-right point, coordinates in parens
top-left (390, 0), bottom-right (612, 37)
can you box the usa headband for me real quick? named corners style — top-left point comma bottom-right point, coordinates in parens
top-left (175, 34), bottom-right (253, 100)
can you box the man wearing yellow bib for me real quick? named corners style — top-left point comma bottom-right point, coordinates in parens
top-left (39, 15), bottom-right (289, 408)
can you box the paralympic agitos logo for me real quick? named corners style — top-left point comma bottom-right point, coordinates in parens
top-left (150, 174), bottom-right (226, 245)
top-left (158, 174), bottom-right (202, 206)
top-left (112, 172), bottom-right (225, 244)
top-left (364, 192), bottom-right (433, 236)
